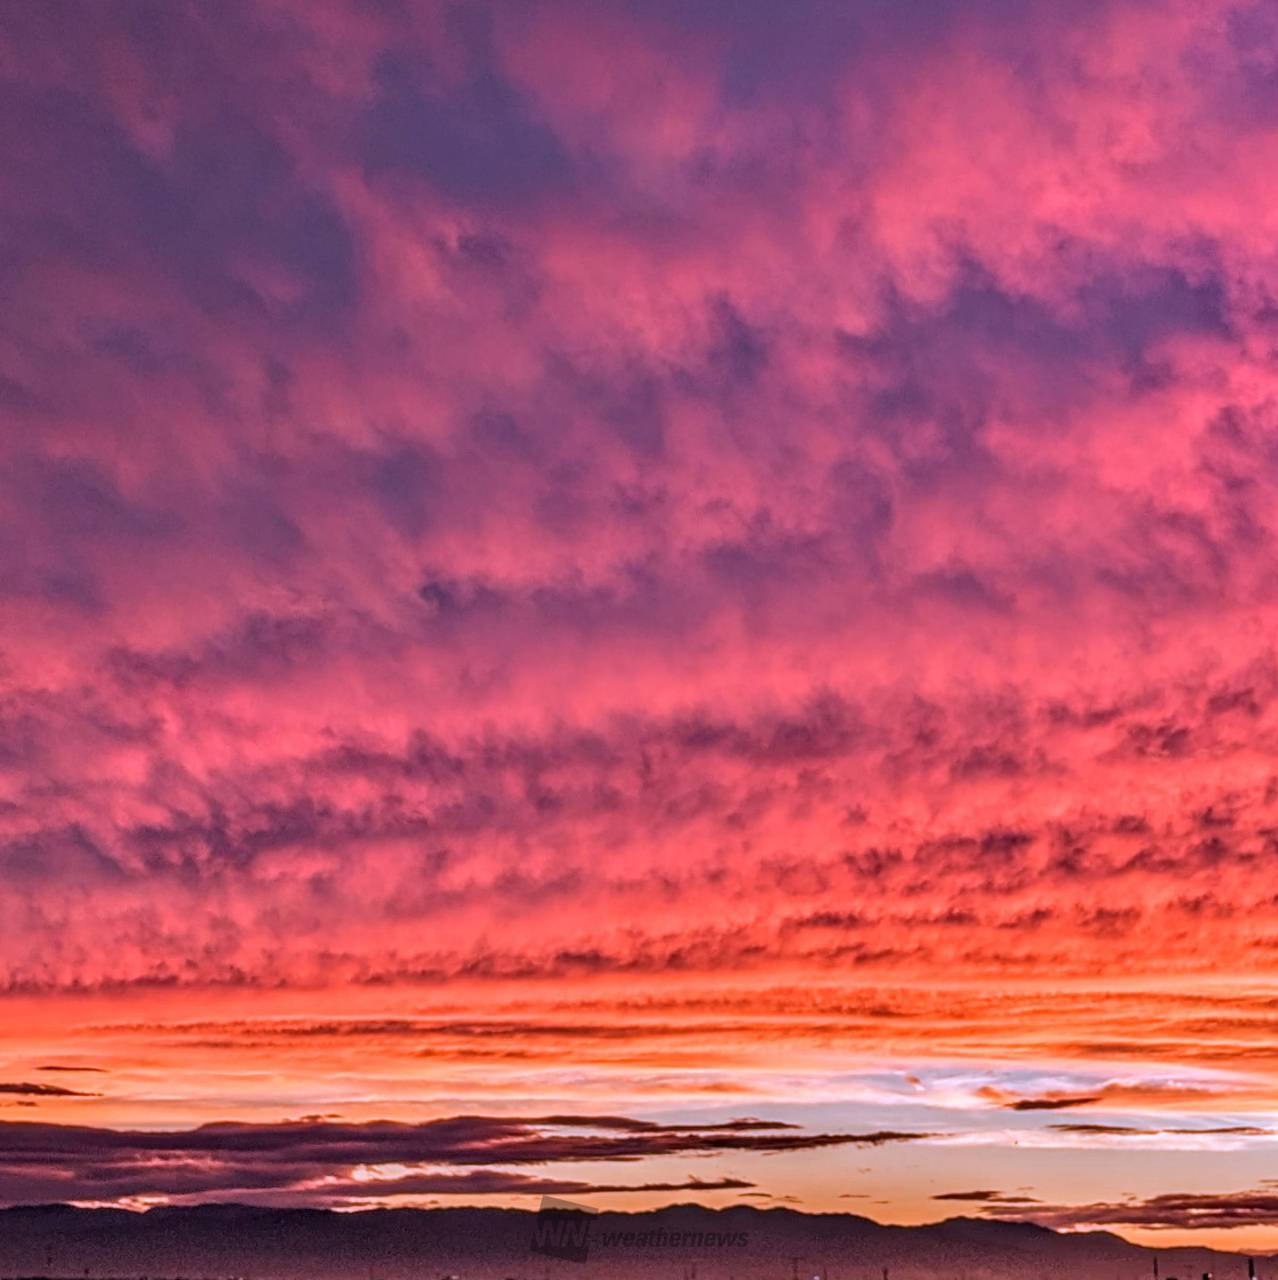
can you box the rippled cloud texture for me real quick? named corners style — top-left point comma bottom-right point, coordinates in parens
top-left (6, 0), bottom-right (1278, 1246)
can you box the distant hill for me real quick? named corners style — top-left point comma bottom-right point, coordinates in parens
top-left (0, 1202), bottom-right (1262, 1280)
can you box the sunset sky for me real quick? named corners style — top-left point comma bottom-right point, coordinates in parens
top-left (9, 0), bottom-right (1278, 1253)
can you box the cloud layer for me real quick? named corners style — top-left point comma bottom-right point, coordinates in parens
top-left (6, 0), bottom-right (1278, 993)
top-left (0, 1114), bottom-right (921, 1208)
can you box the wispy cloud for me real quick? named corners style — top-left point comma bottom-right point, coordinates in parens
top-left (986, 1187), bottom-right (1278, 1231)
top-left (0, 1116), bottom-right (924, 1207)
top-left (0, 1083), bottom-right (98, 1099)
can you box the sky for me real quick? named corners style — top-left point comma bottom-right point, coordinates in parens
top-left (7, 0), bottom-right (1278, 1253)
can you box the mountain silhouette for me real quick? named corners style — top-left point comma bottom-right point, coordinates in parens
top-left (0, 1203), bottom-right (1263, 1279)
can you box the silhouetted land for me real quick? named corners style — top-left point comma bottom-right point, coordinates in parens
top-left (0, 1204), bottom-right (1269, 1280)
